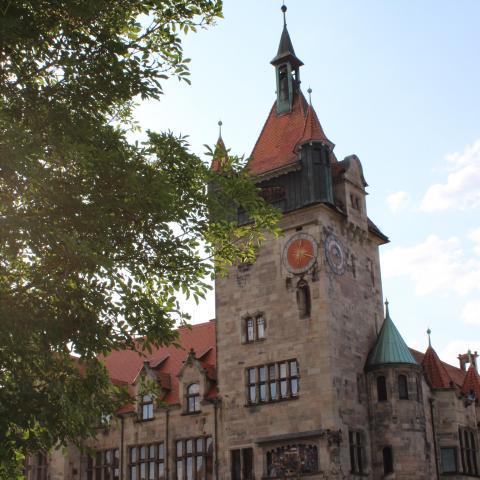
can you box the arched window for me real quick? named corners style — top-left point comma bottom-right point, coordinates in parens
top-left (398, 374), bottom-right (409, 400)
top-left (186, 383), bottom-right (201, 413)
top-left (377, 376), bottom-right (387, 402)
top-left (383, 446), bottom-right (394, 474)
top-left (296, 280), bottom-right (311, 319)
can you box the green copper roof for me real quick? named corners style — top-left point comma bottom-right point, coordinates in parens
top-left (366, 303), bottom-right (418, 368)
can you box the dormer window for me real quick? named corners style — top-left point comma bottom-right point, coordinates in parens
top-left (187, 383), bottom-right (201, 413)
top-left (140, 394), bottom-right (154, 420)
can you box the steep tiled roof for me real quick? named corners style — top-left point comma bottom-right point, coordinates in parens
top-left (411, 348), bottom-right (467, 388)
top-left (366, 306), bottom-right (418, 368)
top-left (249, 92), bottom-right (331, 176)
top-left (421, 346), bottom-right (455, 389)
top-left (461, 365), bottom-right (480, 400)
top-left (100, 321), bottom-right (216, 408)
top-left (210, 136), bottom-right (226, 172)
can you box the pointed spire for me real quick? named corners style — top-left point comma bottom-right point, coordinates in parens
top-left (422, 344), bottom-right (455, 389)
top-left (271, 5), bottom-right (303, 68)
top-left (210, 121), bottom-right (227, 172)
top-left (385, 298), bottom-right (390, 318)
top-left (427, 328), bottom-right (432, 347)
top-left (307, 87), bottom-right (312, 105)
top-left (461, 363), bottom-right (480, 401)
top-left (366, 301), bottom-right (418, 369)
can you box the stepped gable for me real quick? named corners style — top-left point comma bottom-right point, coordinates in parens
top-left (100, 321), bottom-right (217, 409)
top-left (461, 364), bottom-right (480, 400)
top-left (249, 92), bottom-right (332, 176)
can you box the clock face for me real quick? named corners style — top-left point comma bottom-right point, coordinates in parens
top-left (324, 233), bottom-right (346, 275)
top-left (283, 233), bottom-right (318, 274)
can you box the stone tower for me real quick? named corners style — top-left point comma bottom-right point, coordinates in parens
top-left (215, 7), bottom-right (388, 479)
top-left (365, 303), bottom-right (431, 479)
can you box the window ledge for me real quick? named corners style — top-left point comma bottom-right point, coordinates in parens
top-left (261, 471), bottom-right (322, 479)
top-left (181, 411), bottom-right (202, 416)
top-left (245, 396), bottom-right (299, 408)
top-left (134, 418), bottom-right (155, 423)
top-left (243, 338), bottom-right (266, 345)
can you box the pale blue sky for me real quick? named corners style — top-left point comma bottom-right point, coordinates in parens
top-left (135, 0), bottom-right (480, 366)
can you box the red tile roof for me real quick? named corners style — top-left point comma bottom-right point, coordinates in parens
top-left (461, 365), bottom-right (480, 400)
top-left (411, 348), bottom-right (466, 389)
top-left (420, 346), bottom-right (455, 389)
top-left (210, 137), bottom-right (226, 172)
top-left (249, 92), bottom-right (332, 175)
top-left (100, 321), bottom-right (217, 408)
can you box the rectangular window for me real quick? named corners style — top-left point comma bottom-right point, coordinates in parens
top-left (140, 395), bottom-right (154, 420)
top-left (129, 443), bottom-right (164, 480)
top-left (459, 427), bottom-right (478, 475)
top-left (441, 447), bottom-right (457, 473)
top-left (246, 360), bottom-right (299, 405)
top-left (87, 449), bottom-right (120, 480)
top-left (257, 316), bottom-right (265, 339)
top-left (349, 431), bottom-right (364, 474)
top-left (30, 453), bottom-right (48, 480)
top-left (231, 448), bottom-right (254, 480)
top-left (175, 437), bottom-right (213, 480)
top-left (244, 315), bottom-right (266, 343)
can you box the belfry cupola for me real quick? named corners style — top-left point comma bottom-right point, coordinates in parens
top-left (271, 5), bottom-right (303, 114)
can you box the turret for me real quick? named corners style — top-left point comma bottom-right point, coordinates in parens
top-left (270, 6), bottom-right (303, 114)
top-left (365, 301), bottom-right (430, 479)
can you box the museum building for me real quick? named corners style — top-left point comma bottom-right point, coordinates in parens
top-left (28, 8), bottom-right (480, 480)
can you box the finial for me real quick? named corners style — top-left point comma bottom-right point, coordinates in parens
top-left (427, 328), bottom-right (432, 347)
top-left (281, 3), bottom-right (287, 27)
top-left (468, 349), bottom-right (473, 365)
top-left (218, 120), bottom-right (223, 139)
top-left (307, 87), bottom-right (312, 105)
top-left (384, 298), bottom-right (390, 318)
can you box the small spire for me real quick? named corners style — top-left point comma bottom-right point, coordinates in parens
top-left (427, 328), bottom-right (432, 347)
top-left (307, 87), bottom-right (312, 105)
top-left (281, 4), bottom-right (287, 27)
top-left (384, 298), bottom-right (390, 319)
top-left (218, 120), bottom-right (223, 140)
top-left (468, 349), bottom-right (473, 365)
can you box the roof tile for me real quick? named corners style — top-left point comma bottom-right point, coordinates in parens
top-left (249, 92), bottom-right (331, 175)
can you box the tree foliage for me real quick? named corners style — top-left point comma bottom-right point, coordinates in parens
top-left (0, 0), bottom-right (279, 473)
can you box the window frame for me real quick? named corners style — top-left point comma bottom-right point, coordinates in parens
top-left (243, 313), bottom-right (266, 344)
top-left (186, 383), bottom-right (201, 414)
top-left (349, 430), bottom-right (365, 474)
top-left (398, 374), bottom-right (409, 400)
top-left (128, 442), bottom-right (165, 480)
top-left (382, 446), bottom-right (394, 475)
top-left (30, 453), bottom-right (48, 480)
top-left (459, 427), bottom-right (479, 475)
top-left (87, 448), bottom-right (120, 480)
top-left (230, 447), bottom-right (254, 480)
top-left (440, 446), bottom-right (458, 474)
top-left (139, 394), bottom-right (154, 421)
top-left (246, 359), bottom-right (299, 405)
top-left (376, 375), bottom-right (388, 402)
top-left (175, 436), bottom-right (213, 480)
